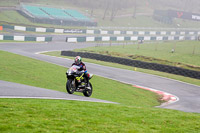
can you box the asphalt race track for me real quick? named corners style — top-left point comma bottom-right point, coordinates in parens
top-left (0, 80), bottom-right (117, 104)
top-left (0, 42), bottom-right (200, 113)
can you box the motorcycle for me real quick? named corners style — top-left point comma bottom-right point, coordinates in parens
top-left (66, 65), bottom-right (93, 97)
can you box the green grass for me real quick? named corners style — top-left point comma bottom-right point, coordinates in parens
top-left (0, 50), bottom-right (159, 106)
top-left (0, 99), bottom-right (200, 133)
top-left (0, 11), bottom-right (86, 29)
top-left (0, 0), bottom-right (18, 6)
top-left (0, 11), bottom-right (31, 24)
top-left (0, 51), bottom-right (200, 132)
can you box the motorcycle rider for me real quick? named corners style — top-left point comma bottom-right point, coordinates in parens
top-left (72, 56), bottom-right (91, 89)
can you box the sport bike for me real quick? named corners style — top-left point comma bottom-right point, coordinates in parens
top-left (66, 65), bottom-right (93, 97)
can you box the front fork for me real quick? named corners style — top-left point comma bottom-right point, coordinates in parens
top-left (71, 79), bottom-right (76, 87)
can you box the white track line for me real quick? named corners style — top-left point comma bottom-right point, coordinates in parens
top-left (0, 96), bottom-right (118, 104)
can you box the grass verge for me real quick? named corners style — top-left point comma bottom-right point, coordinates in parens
top-left (0, 99), bottom-right (200, 132)
top-left (76, 41), bottom-right (200, 68)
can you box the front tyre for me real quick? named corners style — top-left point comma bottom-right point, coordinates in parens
top-left (66, 79), bottom-right (75, 94)
top-left (83, 82), bottom-right (93, 97)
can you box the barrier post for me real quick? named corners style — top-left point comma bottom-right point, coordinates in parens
top-left (192, 44), bottom-right (196, 55)
top-left (137, 41), bottom-right (140, 50)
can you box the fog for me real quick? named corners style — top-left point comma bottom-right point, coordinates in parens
top-left (18, 0), bottom-right (200, 13)
top-left (16, 0), bottom-right (200, 22)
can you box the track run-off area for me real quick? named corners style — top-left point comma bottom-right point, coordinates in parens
top-left (0, 42), bottom-right (200, 113)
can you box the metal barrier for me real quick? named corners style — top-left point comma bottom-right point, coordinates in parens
top-left (61, 51), bottom-right (200, 79)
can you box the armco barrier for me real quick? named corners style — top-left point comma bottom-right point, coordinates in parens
top-left (0, 35), bottom-right (52, 42)
top-left (61, 51), bottom-right (200, 79)
top-left (66, 36), bottom-right (197, 42)
top-left (2, 23), bottom-right (200, 36)
top-left (2, 24), bottom-right (84, 34)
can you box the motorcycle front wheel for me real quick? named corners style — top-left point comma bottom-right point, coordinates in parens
top-left (83, 82), bottom-right (93, 97)
top-left (66, 79), bottom-right (75, 94)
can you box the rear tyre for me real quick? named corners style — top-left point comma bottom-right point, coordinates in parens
top-left (66, 79), bottom-right (75, 94)
top-left (83, 82), bottom-right (93, 97)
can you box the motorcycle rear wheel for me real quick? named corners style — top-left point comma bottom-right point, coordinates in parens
top-left (83, 82), bottom-right (93, 97)
top-left (66, 79), bottom-right (75, 94)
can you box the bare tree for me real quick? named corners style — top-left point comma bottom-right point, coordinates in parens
top-left (110, 0), bottom-right (121, 21)
top-left (132, 0), bottom-right (137, 18)
top-left (102, 0), bottom-right (110, 20)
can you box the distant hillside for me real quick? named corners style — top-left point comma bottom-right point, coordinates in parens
top-left (0, 0), bottom-right (200, 28)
